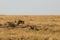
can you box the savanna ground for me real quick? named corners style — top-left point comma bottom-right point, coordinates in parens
top-left (0, 15), bottom-right (60, 40)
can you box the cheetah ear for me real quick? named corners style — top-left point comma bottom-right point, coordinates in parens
top-left (15, 20), bottom-right (16, 23)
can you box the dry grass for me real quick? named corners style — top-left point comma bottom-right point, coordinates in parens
top-left (0, 15), bottom-right (60, 40)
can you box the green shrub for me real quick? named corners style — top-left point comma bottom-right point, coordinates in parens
top-left (7, 22), bottom-right (16, 28)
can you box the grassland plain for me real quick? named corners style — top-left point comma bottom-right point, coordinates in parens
top-left (0, 15), bottom-right (60, 40)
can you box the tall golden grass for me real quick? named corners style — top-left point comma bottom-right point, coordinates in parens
top-left (0, 15), bottom-right (60, 40)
